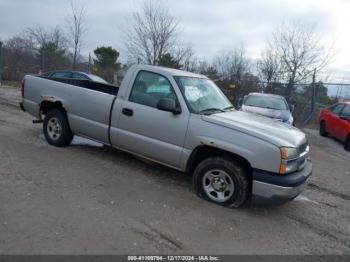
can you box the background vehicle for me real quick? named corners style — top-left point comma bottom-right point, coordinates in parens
top-left (42, 70), bottom-right (108, 84)
top-left (241, 93), bottom-right (294, 125)
top-left (319, 102), bottom-right (350, 151)
top-left (20, 65), bottom-right (312, 207)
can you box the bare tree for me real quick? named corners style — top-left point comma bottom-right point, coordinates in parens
top-left (257, 48), bottom-right (281, 92)
top-left (2, 35), bottom-right (37, 80)
top-left (270, 20), bottom-right (334, 99)
top-left (214, 46), bottom-right (250, 84)
top-left (26, 26), bottom-right (69, 71)
top-left (66, 1), bottom-right (87, 70)
top-left (124, 0), bottom-right (189, 66)
top-left (26, 26), bottom-right (67, 50)
top-left (213, 46), bottom-right (251, 103)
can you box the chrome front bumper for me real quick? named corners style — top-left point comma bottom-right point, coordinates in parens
top-left (252, 160), bottom-right (312, 204)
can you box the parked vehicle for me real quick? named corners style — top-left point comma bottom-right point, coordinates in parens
top-left (41, 70), bottom-right (108, 84)
top-left (319, 102), bottom-right (350, 151)
top-left (20, 65), bottom-right (312, 207)
top-left (241, 93), bottom-right (294, 125)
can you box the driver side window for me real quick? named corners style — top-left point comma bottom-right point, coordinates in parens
top-left (341, 105), bottom-right (350, 118)
top-left (129, 71), bottom-right (177, 108)
top-left (330, 104), bottom-right (344, 116)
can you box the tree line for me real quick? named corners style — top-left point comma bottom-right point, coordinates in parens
top-left (0, 0), bottom-right (336, 105)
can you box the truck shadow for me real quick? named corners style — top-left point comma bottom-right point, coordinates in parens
top-left (69, 137), bottom-right (192, 189)
top-left (68, 135), bottom-right (305, 213)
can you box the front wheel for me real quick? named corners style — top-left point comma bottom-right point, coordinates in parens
top-left (43, 109), bottom-right (73, 147)
top-left (192, 157), bottom-right (249, 208)
top-left (319, 121), bottom-right (328, 137)
top-left (345, 136), bottom-right (350, 152)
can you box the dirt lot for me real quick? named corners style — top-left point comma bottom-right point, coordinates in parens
top-left (0, 87), bottom-right (349, 254)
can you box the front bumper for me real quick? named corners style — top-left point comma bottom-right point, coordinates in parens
top-left (252, 160), bottom-right (312, 204)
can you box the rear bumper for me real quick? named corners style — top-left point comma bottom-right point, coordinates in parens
top-left (252, 160), bottom-right (312, 204)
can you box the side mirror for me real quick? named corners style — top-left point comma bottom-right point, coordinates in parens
top-left (156, 98), bottom-right (181, 114)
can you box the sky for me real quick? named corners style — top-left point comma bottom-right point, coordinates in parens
top-left (1, 0), bottom-right (350, 82)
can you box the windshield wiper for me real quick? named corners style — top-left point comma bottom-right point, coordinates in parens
top-left (223, 106), bottom-right (235, 111)
top-left (199, 108), bottom-right (225, 115)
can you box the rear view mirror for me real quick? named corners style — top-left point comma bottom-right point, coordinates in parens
top-left (157, 98), bottom-right (181, 114)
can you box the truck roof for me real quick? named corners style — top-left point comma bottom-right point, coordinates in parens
top-left (130, 64), bottom-right (207, 79)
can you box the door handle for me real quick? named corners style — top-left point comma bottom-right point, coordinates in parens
top-left (122, 108), bottom-right (133, 116)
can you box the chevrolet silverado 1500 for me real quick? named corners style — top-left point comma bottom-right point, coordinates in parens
top-left (20, 65), bottom-right (312, 207)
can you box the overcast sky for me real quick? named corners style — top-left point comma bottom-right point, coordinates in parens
top-left (1, 0), bottom-right (349, 82)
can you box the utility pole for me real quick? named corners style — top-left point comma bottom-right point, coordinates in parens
top-left (88, 52), bottom-right (91, 73)
top-left (310, 68), bottom-right (316, 114)
top-left (0, 41), bottom-right (3, 86)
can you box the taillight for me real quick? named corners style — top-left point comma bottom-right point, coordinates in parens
top-left (21, 79), bottom-right (25, 97)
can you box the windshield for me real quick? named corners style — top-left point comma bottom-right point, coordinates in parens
top-left (174, 76), bottom-right (233, 114)
top-left (244, 95), bottom-right (288, 110)
top-left (88, 74), bottom-right (108, 84)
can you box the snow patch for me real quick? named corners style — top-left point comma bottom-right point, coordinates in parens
top-left (39, 134), bottom-right (103, 147)
top-left (71, 136), bottom-right (103, 147)
top-left (294, 195), bottom-right (319, 205)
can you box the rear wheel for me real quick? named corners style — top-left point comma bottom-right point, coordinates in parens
top-left (319, 121), bottom-right (328, 137)
top-left (43, 109), bottom-right (73, 147)
top-left (345, 136), bottom-right (350, 152)
top-left (193, 157), bottom-right (249, 208)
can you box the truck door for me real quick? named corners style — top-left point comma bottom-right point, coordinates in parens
top-left (111, 70), bottom-right (189, 168)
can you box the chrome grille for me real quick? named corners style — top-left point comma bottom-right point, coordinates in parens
top-left (298, 143), bottom-right (309, 171)
top-left (299, 143), bottom-right (308, 154)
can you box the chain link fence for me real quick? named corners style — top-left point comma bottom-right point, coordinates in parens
top-left (219, 80), bottom-right (350, 127)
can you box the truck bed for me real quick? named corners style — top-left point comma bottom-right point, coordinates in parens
top-left (40, 76), bottom-right (119, 96)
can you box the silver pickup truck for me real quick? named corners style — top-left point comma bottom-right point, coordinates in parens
top-left (20, 65), bottom-right (312, 207)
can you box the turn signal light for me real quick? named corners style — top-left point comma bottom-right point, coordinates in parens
top-left (279, 163), bottom-right (287, 174)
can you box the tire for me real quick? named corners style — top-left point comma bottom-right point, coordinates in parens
top-left (43, 109), bottom-right (73, 147)
top-left (192, 157), bottom-right (249, 208)
top-left (345, 136), bottom-right (350, 152)
top-left (319, 121), bottom-right (328, 137)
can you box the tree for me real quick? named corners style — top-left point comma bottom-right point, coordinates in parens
top-left (124, 0), bottom-right (191, 66)
top-left (213, 46), bottom-right (250, 103)
top-left (158, 53), bottom-right (181, 68)
top-left (257, 48), bottom-right (281, 93)
top-left (302, 81), bottom-right (337, 105)
top-left (2, 36), bottom-right (37, 80)
top-left (37, 41), bottom-right (69, 72)
top-left (93, 46), bottom-right (121, 83)
top-left (26, 26), bottom-right (69, 71)
top-left (66, 1), bottom-right (87, 70)
top-left (269, 21), bottom-right (334, 100)
top-left (202, 66), bottom-right (219, 81)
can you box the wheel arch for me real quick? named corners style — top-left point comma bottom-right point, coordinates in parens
top-left (40, 100), bottom-right (66, 115)
top-left (185, 145), bottom-right (253, 179)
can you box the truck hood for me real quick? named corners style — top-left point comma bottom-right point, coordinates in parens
top-left (202, 111), bottom-right (306, 147)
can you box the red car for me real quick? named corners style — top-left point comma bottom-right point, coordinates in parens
top-left (319, 101), bottom-right (350, 151)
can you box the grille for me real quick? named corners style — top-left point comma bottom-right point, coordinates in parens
top-left (299, 143), bottom-right (308, 154)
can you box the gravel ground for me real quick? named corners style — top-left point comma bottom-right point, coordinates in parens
top-left (0, 87), bottom-right (349, 254)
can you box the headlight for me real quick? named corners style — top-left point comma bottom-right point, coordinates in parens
top-left (280, 147), bottom-right (299, 160)
top-left (279, 147), bottom-right (300, 174)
